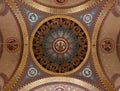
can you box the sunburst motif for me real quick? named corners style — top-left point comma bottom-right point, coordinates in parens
top-left (42, 27), bottom-right (80, 64)
top-left (33, 17), bottom-right (88, 73)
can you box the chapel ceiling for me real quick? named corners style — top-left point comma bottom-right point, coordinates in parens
top-left (0, 0), bottom-right (120, 91)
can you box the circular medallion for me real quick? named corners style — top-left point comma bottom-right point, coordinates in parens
top-left (83, 14), bottom-right (93, 24)
top-left (82, 68), bottom-right (92, 78)
top-left (27, 67), bottom-right (38, 77)
top-left (100, 38), bottom-right (114, 54)
top-left (31, 16), bottom-right (90, 75)
top-left (28, 13), bottom-right (38, 23)
top-left (52, 38), bottom-right (69, 54)
top-left (6, 37), bottom-right (19, 52)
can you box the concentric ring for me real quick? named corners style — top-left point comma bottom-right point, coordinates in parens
top-left (30, 15), bottom-right (90, 75)
top-left (52, 37), bottom-right (69, 54)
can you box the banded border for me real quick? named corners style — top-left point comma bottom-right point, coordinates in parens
top-left (19, 77), bottom-right (100, 91)
top-left (3, 0), bottom-right (28, 91)
top-left (21, 0), bottom-right (102, 14)
top-left (92, 0), bottom-right (115, 90)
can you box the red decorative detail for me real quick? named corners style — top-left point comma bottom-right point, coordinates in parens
top-left (56, 0), bottom-right (66, 3)
top-left (6, 38), bottom-right (19, 52)
top-left (101, 38), bottom-right (114, 53)
top-left (52, 37), bottom-right (69, 54)
top-left (54, 0), bottom-right (68, 5)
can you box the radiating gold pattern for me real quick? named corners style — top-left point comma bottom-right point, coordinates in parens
top-left (3, 0), bottom-right (29, 91)
top-left (21, 0), bottom-right (101, 14)
top-left (92, 0), bottom-right (115, 90)
top-left (53, 38), bottom-right (68, 53)
top-left (31, 15), bottom-right (90, 75)
top-left (1, 0), bottom-right (117, 90)
top-left (19, 77), bottom-right (100, 91)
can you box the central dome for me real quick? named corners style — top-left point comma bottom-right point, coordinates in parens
top-left (31, 16), bottom-right (90, 75)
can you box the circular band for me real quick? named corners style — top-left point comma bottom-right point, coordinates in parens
top-left (30, 15), bottom-right (90, 75)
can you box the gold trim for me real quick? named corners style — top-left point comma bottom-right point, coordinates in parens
top-left (4, 0), bottom-right (28, 91)
top-left (19, 77), bottom-right (100, 91)
top-left (92, 0), bottom-right (115, 90)
top-left (22, 0), bottom-right (101, 14)
top-left (30, 15), bottom-right (90, 75)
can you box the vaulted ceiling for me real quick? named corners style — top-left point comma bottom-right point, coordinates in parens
top-left (0, 0), bottom-right (120, 91)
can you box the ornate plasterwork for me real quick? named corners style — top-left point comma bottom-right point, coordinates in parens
top-left (0, 0), bottom-right (118, 91)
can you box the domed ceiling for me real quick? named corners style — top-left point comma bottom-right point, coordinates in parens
top-left (0, 0), bottom-right (120, 91)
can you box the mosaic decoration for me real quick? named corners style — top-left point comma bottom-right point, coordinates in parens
top-left (32, 16), bottom-right (90, 74)
top-left (0, 0), bottom-right (120, 91)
